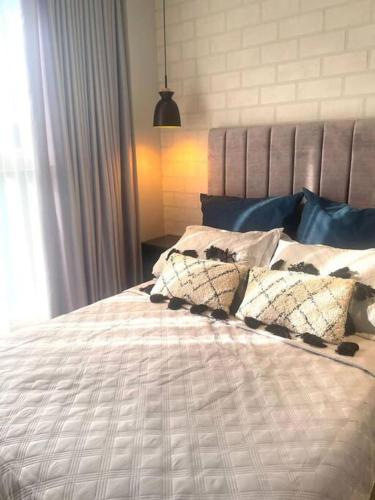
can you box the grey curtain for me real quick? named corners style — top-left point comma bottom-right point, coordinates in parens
top-left (21, 0), bottom-right (141, 317)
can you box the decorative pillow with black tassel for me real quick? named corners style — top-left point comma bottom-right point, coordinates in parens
top-left (270, 239), bottom-right (375, 335)
top-left (152, 225), bottom-right (282, 277)
top-left (151, 253), bottom-right (246, 318)
top-left (236, 267), bottom-right (356, 344)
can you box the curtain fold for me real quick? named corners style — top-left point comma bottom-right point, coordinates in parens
top-left (21, 0), bottom-right (141, 316)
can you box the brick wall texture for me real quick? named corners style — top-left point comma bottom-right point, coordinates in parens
top-left (155, 0), bottom-right (375, 234)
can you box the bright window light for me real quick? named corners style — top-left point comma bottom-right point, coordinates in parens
top-left (0, 0), bottom-right (49, 333)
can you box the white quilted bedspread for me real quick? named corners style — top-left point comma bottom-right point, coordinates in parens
top-left (0, 285), bottom-right (374, 500)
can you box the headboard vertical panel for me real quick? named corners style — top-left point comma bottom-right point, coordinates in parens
top-left (246, 127), bottom-right (270, 197)
top-left (207, 118), bottom-right (375, 208)
top-left (208, 128), bottom-right (226, 195)
top-left (320, 121), bottom-right (354, 202)
top-left (293, 123), bottom-right (323, 194)
top-left (269, 125), bottom-right (295, 196)
top-left (225, 128), bottom-right (246, 197)
top-left (349, 121), bottom-right (375, 208)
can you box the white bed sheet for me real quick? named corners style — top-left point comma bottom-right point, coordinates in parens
top-left (0, 284), bottom-right (374, 500)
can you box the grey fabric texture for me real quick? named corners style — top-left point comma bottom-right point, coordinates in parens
top-left (21, 0), bottom-right (141, 317)
top-left (208, 119), bottom-right (375, 208)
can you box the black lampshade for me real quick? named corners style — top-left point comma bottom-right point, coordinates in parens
top-left (153, 0), bottom-right (181, 127)
top-left (153, 90), bottom-right (181, 127)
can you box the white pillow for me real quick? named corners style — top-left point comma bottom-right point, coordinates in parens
top-left (270, 240), bottom-right (375, 334)
top-left (153, 225), bottom-right (282, 277)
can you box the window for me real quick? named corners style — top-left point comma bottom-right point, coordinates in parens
top-left (0, 0), bottom-right (49, 333)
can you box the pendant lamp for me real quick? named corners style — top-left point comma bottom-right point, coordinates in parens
top-left (153, 0), bottom-right (181, 127)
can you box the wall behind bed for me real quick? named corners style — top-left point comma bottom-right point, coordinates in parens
top-left (154, 0), bottom-right (375, 235)
top-left (126, 0), bottom-right (164, 242)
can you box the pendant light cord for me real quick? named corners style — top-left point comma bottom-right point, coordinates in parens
top-left (163, 0), bottom-right (168, 89)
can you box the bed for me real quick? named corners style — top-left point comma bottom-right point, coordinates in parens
top-left (1, 119), bottom-right (374, 500)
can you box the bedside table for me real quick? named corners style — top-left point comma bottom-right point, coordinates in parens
top-left (141, 234), bottom-right (180, 281)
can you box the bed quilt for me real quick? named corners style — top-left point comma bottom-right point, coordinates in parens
top-left (0, 285), bottom-right (374, 500)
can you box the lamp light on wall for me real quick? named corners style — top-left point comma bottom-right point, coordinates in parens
top-left (153, 0), bottom-right (181, 127)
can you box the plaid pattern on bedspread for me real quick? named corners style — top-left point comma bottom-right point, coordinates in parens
top-left (0, 286), bottom-right (374, 500)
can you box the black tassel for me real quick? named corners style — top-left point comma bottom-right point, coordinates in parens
top-left (190, 304), bottom-right (208, 315)
top-left (168, 297), bottom-right (186, 310)
top-left (150, 294), bottom-right (166, 303)
top-left (244, 316), bottom-right (265, 329)
top-left (211, 309), bottom-right (228, 320)
top-left (270, 259), bottom-right (285, 271)
top-left (140, 284), bottom-right (154, 295)
top-left (182, 249), bottom-right (198, 258)
top-left (265, 324), bottom-right (292, 338)
top-left (167, 248), bottom-right (198, 260)
top-left (288, 262), bottom-right (320, 275)
top-left (354, 282), bottom-right (375, 301)
top-left (205, 246), bottom-right (237, 263)
top-left (167, 248), bottom-right (180, 260)
top-left (300, 332), bottom-right (327, 348)
top-left (344, 314), bottom-right (356, 336)
top-left (336, 342), bottom-right (359, 357)
top-left (329, 267), bottom-right (354, 279)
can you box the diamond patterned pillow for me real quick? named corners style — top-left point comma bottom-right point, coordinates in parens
top-left (151, 253), bottom-right (245, 314)
top-left (271, 239), bottom-right (375, 335)
top-left (236, 267), bottom-right (356, 343)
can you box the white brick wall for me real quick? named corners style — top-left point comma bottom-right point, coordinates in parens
top-left (155, 0), bottom-right (375, 235)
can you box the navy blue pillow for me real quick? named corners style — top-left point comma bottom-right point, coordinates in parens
top-left (200, 192), bottom-right (303, 235)
top-left (297, 188), bottom-right (375, 250)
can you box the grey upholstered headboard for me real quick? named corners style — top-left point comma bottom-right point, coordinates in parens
top-left (208, 119), bottom-right (375, 208)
